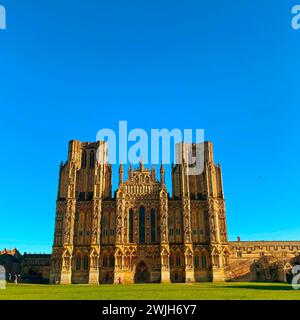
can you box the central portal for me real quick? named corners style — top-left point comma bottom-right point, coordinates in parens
top-left (135, 261), bottom-right (150, 283)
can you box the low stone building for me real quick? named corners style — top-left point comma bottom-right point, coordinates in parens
top-left (226, 240), bottom-right (300, 282)
top-left (0, 249), bottom-right (51, 283)
top-left (22, 253), bottom-right (51, 283)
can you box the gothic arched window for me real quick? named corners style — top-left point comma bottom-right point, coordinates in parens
top-left (151, 208), bottom-right (155, 243)
top-left (129, 209), bottom-right (133, 243)
top-left (83, 256), bottom-right (89, 270)
top-left (139, 206), bottom-right (145, 243)
top-left (109, 255), bottom-right (115, 268)
top-left (76, 257), bottom-right (81, 270)
top-left (202, 255), bottom-right (207, 269)
top-left (81, 150), bottom-right (87, 168)
top-left (101, 215), bottom-right (108, 237)
top-left (176, 255), bottom-right (181, 267)
top-left (170, 255), bottom-right (174, 267)
top-left (103, 256), bottom-right (108, 268)
top-left (90, 150), bottom-right (95, 168)
top-left (194, 255), bottom-right (200, 268)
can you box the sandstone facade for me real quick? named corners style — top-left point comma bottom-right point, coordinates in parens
top-left (49, 140), bottom-right (300, 284)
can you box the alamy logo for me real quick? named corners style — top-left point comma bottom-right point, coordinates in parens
top-left (292, 265), bottom-right (300, 290)
top-left (0, 5), bottom-right (6, 30)
top-left (292, 5), bottom-right (300, 30)
top-left (96, 121), bottom-right (205, 175)
top-left (0, 265), bottom-right (6, 289)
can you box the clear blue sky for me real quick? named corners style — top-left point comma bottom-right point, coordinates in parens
top-left (0, 1), bottom-right (299, 253)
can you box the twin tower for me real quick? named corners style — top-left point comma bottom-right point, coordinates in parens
top-left (49, 140), bottom-right (229, 284)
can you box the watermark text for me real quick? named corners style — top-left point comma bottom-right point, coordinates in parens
top-left (0, 5), bottom-right (6, 30)
top-left (292, 5), bottom-right (300, 30)
top-left (96, 121), bottom-right (205, 175)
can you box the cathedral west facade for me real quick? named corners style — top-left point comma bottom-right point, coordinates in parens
top-left (49, 139), bottom-right (300, 285)
top-left (50, 140), bottom-right (229, 284)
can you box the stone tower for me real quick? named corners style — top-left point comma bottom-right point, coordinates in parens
top-left (172, 142), bottom-right (228, 281)
top-left (50, 140), bottom-right (110, 284)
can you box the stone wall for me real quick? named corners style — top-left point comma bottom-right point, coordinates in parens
top-left (226, 241), bottom-right (300, 282)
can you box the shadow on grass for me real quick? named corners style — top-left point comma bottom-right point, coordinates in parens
top-left (223, 284), bottom-right (294, 291)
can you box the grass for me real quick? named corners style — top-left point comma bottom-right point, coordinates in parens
top-left (0, 282), bottom-right (299, 300)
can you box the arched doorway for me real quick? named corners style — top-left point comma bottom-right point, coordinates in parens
top-left (135, 261), bottom-right (149, 283)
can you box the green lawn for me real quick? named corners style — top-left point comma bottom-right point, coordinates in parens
top-left (0, 282), bottom-right (299, 300)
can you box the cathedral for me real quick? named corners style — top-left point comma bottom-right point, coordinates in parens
top-left (49, 140), bottom-right (300, 284)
